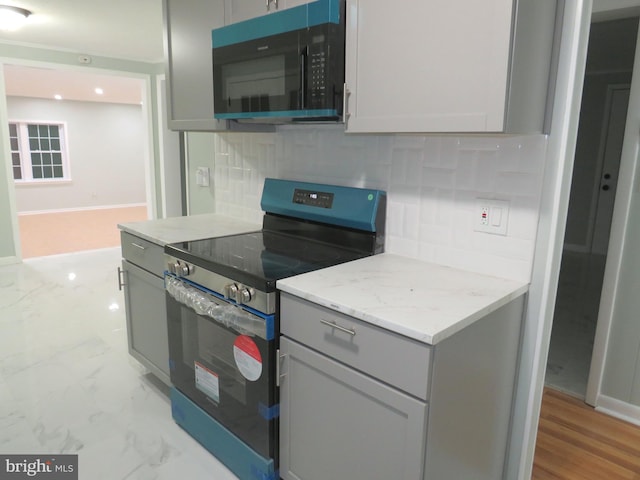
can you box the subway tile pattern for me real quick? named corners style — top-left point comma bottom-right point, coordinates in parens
top-left (199, 127), bottom-right (547, 282)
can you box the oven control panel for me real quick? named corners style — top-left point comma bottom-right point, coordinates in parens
top-left (293, 188), bottom-right (334, 209)
top-left (261, 178), bottom-right (385, 233)
top-left (164, 254), bottom-right (276, 314)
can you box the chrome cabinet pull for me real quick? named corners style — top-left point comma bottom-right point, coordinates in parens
top-left (117, 267), bottom-right (125, 291)
top-left (343, 83), bottom-right (351, 126)
top-left (276, 349), bottom-right (288, 387)
top-left (131, 242), bottom-right (146, 251)
top-left (320, 319), bottom-right (356, 336)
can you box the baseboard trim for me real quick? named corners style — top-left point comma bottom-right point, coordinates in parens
top-left (18, 203), bottom-right (147, 216)
top-left (0, 256), bottom-right (21, 266)
top-left (595, 394), bottom-right (640, 427)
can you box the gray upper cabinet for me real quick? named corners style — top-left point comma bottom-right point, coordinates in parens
top-left (163, 0), bottom-right (228, 131)
top-left (344, 0), bottom-right (560, 134)
top-left (224, 0), bottom-right (312, 24)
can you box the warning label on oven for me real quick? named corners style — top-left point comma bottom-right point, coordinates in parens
top-left (233, 335), bottom-right (262, 381)
top-left (195, 361), bottom-right (220, 403)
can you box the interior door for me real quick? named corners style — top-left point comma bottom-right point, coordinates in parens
top-left (591, 85), bottom-right (630, 255)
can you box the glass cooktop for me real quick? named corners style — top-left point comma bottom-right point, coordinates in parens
top-left (165, 230), bottom-right (371, 293)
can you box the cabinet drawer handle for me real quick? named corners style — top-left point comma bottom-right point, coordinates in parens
top-left (320, 319), bottom-right (356, 336)
top-left (117, 267), bottom-right (125, 291)
top-left (276, 348), bottom-right (287, 387)
top-left (343, 83), bottom-right (351, 124)
top-left (131, 242), bottom-right (146, 251)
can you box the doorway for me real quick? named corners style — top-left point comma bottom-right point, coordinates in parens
top-left (3, 64), bottom-right (152, 258)
top-left (545, 17), bottom-right (639, 398)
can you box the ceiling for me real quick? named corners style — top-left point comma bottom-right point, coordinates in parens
top-left (0, 0), bottom-right (164, 62)
top-left (0, 0), bottom-right (164, 104)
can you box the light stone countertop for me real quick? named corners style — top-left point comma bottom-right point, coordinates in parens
top-left (277, 253), bottom-right (529, 345)
top-left (118, 213), bottom-right (261, 246)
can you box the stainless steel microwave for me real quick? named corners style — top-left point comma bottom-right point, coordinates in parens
top-left (212, 0), bottom-right (345, 122)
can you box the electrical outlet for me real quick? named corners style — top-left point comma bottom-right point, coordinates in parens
top-left (480, 206), bottom-right (489, 225)
top-left (474, 198), bottom-right (509, 235)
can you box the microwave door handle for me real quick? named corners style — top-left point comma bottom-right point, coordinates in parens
top-left (300, 48), bottom-right (307, 110)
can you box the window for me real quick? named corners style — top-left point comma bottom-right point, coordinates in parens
top-left (10, 122), bottom-right (69, 182)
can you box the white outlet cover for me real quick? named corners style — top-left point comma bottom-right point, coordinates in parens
top-left (474, 198), bottom-right (509, 235)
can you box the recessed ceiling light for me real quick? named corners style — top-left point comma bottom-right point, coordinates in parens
top-left (95, 87), bottom-right (104, 95)
top-left (0, 5), bottom-right (31, 31)
top-left (54, 94), bottom-right (62, 100)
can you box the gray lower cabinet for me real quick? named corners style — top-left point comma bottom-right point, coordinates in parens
top-left (279, 337), bottom-right (427, 480)
top-left (279, 291), bottom-right (525, 480)
top-left (120, 232), bottom-right (170, 386)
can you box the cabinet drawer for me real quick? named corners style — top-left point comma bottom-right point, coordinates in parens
top-left (120, 232), bottom-right (164, 277)
top-left (280, 293), bottom-right (431, 400)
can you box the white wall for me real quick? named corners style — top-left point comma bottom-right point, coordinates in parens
top-left (9, 96), bottom-right (147, 213)
top-left (187, 127), bottom-right (547, 283)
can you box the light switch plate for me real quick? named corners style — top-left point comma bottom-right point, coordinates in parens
top-left (474, 198), bottom-right (509, 235)
top-left (196, 167), bottom-right (210, 187)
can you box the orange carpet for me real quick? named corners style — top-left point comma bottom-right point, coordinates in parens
top-left (18, 206), bottom-right (148, 258)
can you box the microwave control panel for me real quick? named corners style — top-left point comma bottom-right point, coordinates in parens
top-left (309, 43), bottom-right (327, 108)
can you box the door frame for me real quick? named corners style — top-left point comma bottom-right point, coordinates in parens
top-left (586, 45), bottom-right (640, 405)
top-left (0, 58), bottom-right (158, 260)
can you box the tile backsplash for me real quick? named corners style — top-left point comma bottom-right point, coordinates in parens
top-left (193, 125), bottom-right (547, 282)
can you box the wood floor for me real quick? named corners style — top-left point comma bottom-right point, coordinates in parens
top-left (18, 206), bottom-right (148, 258)
top-left (533, 387), bottom-right (640, 479)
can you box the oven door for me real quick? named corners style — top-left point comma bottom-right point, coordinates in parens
top-left (165, 275), bottom-right (277, 460)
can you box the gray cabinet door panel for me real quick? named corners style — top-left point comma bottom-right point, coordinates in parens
top-left (163, 0), bottom-right (228, 131)
top-left (122, 259), bottom-right (170, 385)
top-left (280, 337), bottom-right (427, 480)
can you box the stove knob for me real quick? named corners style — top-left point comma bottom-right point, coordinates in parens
top-left (239, 288), bottom-right (252, 304)
top-left (225, 283), bottom-right (239, 300)
top-left (168, 262), bottom-right (177, 274)
top-left (180, 264), bottom-right (191, 276)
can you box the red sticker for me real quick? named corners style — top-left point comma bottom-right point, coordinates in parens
top-left (233, 335), bottom-right (262, 381)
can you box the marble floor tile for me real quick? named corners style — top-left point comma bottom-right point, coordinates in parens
top-left (545, 251), bottom-right (606, 397)
top-left (0, 248), bottom-right (239, 480)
